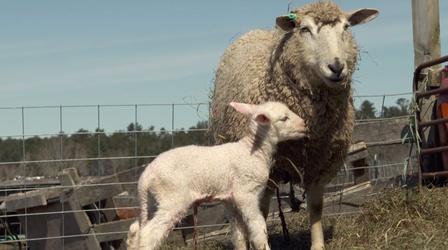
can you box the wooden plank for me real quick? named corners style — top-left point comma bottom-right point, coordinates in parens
top-left (346, 149), bottom-right (369, 163)
top-left (348, 142), bottom-right (367, 154)
top-left (59, 168), bottom-right (80, 186)
top-left (92, 218), bottom-right (134, 243)
top-left (353, 117), bottom-right (408, 144)
top-left (17, 202), bottom-right (101, 250)
top-left (62, 198), bottom-right (101, 250)
top-left (74, 175), bottom-right (123, 207)
top-left (5, 193), bottom-right (47, 212)
top-left (73, 166), bottom-right (145, 207)
top-left (115, 165), bottom-right (145, 183)
top-left (59, 171), bottom-right (101, 250)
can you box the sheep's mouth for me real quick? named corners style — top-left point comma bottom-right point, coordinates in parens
top-left (322, 75), bottom-right (347, 87)
top-left (326, 76), bottom-right (344, 83)
top-left (318, 64), bottom-right (348, 87)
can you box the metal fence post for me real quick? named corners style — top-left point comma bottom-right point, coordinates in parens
top-left (97, 104), bottom-right (102, 224)
top-left (171, 104), bottom-right (175, 148)
top-left (21, 106), bottom-right (28, 241)
top-left (134, 104), bottom-right (138, 168)
top-left (59, 105), bottom-right (65, 249)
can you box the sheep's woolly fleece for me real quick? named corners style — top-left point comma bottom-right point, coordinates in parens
top-left (211, 1), bottom-right (356, 188)
top-left (295, 1), bottom-right (344, 25)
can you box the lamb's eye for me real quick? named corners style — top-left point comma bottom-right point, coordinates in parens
top-left (344, 23), bottom-right (350, 30)
top-left (299, 26), bottom-right (311, 34)
top-left (280, 116), bottom-right (289, 122)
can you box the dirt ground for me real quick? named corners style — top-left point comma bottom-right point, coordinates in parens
top-left (159, 187), bottom-right (448, 250)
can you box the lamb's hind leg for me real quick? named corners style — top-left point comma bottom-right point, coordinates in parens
top-left (139, 202), bottom-right (190, 250)
top-left (307, 182), bottom-right (325, 250)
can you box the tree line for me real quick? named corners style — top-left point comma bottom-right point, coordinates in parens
top-left (0, 121), bottom-right (209, 181)
top-left (355, 98), bottom-right (410, 120)
top-left (0, 98), bottom-right (410, 181)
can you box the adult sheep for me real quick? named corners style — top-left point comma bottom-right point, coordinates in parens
top-left (210, 2), bottom-right (378, 250)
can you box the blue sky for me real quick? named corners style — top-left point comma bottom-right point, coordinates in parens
top-left (0, 1), bottom-right (447, 136)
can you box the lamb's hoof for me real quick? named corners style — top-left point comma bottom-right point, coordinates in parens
top-left (233, 241), bottom-right (248, 250)
top-left (310, 243), bottom-right (325, 250)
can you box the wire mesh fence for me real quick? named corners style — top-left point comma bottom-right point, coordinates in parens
top-left (0, 93), bottom-right (416, 249)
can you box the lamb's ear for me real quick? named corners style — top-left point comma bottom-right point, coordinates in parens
top-left (276, 13), bottom-right (298, 32)
top-left (229, 102), bottom-right (256, 115)
top-left (347, 8), bottom-right (379, 26)
top-left (254, 113), bottom-right (271, 126)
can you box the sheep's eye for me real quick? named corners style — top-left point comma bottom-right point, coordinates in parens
top-left (280, 116), bottom-right (289, 122)
top-left (299, 26), bottom-right (311, 34)
top-left (344, 23), bottom-right (350, 30)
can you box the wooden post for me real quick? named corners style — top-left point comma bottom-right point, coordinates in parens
top-left (412, 0), bottom-right (441, 135)
top-left (412, 0), bottom-right (441, 73)
top-left (412, 0), bottom-right (441, 187)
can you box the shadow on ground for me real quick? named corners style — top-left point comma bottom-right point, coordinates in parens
top-left (269, 226), bottom-right (334, 250)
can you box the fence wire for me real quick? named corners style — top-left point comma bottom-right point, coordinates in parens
top-left (0, 94), bottom-right (415, 247)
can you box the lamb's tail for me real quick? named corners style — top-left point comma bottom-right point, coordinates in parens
top-left (138, 176), bottom-right (151, 225)
top-left (127, 171), bottom-right (152, 249)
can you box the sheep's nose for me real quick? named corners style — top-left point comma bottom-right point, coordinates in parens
top-left (328, 58), bottom-right (344, 77)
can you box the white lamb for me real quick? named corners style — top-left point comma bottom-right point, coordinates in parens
top-left (127, 101), bottom-right (307, 250)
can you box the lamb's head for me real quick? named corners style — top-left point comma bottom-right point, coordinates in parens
top-left (275, 2), bottom-right (379, 88)
top-left (229, 101), bottom-right (307, 142)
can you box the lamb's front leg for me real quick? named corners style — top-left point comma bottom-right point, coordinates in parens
top-left (226, 203), bottom-right (249, 250)
top-left (234, 194), bottom-right (270, 250)
top-left (259, 188), bottom-right (274, 219)
top-left (307, 182), bottom-right (325, 250)
top-left (229, 188), bottom-right (273, 250)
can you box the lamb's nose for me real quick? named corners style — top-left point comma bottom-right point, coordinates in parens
top-left (298, 119), bottom-right (307, 130)
top-left (328, 58), bottom-right (344, 77)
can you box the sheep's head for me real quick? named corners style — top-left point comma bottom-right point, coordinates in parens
top-left (276, 2), bottom-right (379, 88)
top-left (229, 101), bottom-right (307, 142)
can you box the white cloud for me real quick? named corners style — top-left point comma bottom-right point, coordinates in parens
top-left (0, 29), bottom-right (233, 60)
top-left (0, 48), bottom-right (221, 93)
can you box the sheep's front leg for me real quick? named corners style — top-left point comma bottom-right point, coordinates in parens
top-left (307, 182), bottom-right (325, 250)
top-left (234, 195), bottom-right (270, 250)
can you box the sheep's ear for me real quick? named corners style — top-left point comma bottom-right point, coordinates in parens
top-left (254, 113), bottom-right (271, 125)
top-left (276, 13), bottom-right (298, 32)
top-left (346, 8), bottom-right (379, 26)
top-left (229, 102), bottom-right (255, 115)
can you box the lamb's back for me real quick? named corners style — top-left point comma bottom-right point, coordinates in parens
top-left (147, 143), bottom-right (245, 194)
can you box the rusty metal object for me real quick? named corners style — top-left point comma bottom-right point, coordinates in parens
top-left (415, 87), bottom-right (448, 99)
top-left (413, 55), bottom-right (448, 92)
top-left (421, 146), bottom-right (448, 155)
top-left (419, 117), bottom-right (448, 127)
top-left (421, 170), bottom-right (448, 179)
top-left (413, 55), bottom-right (448, 186)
